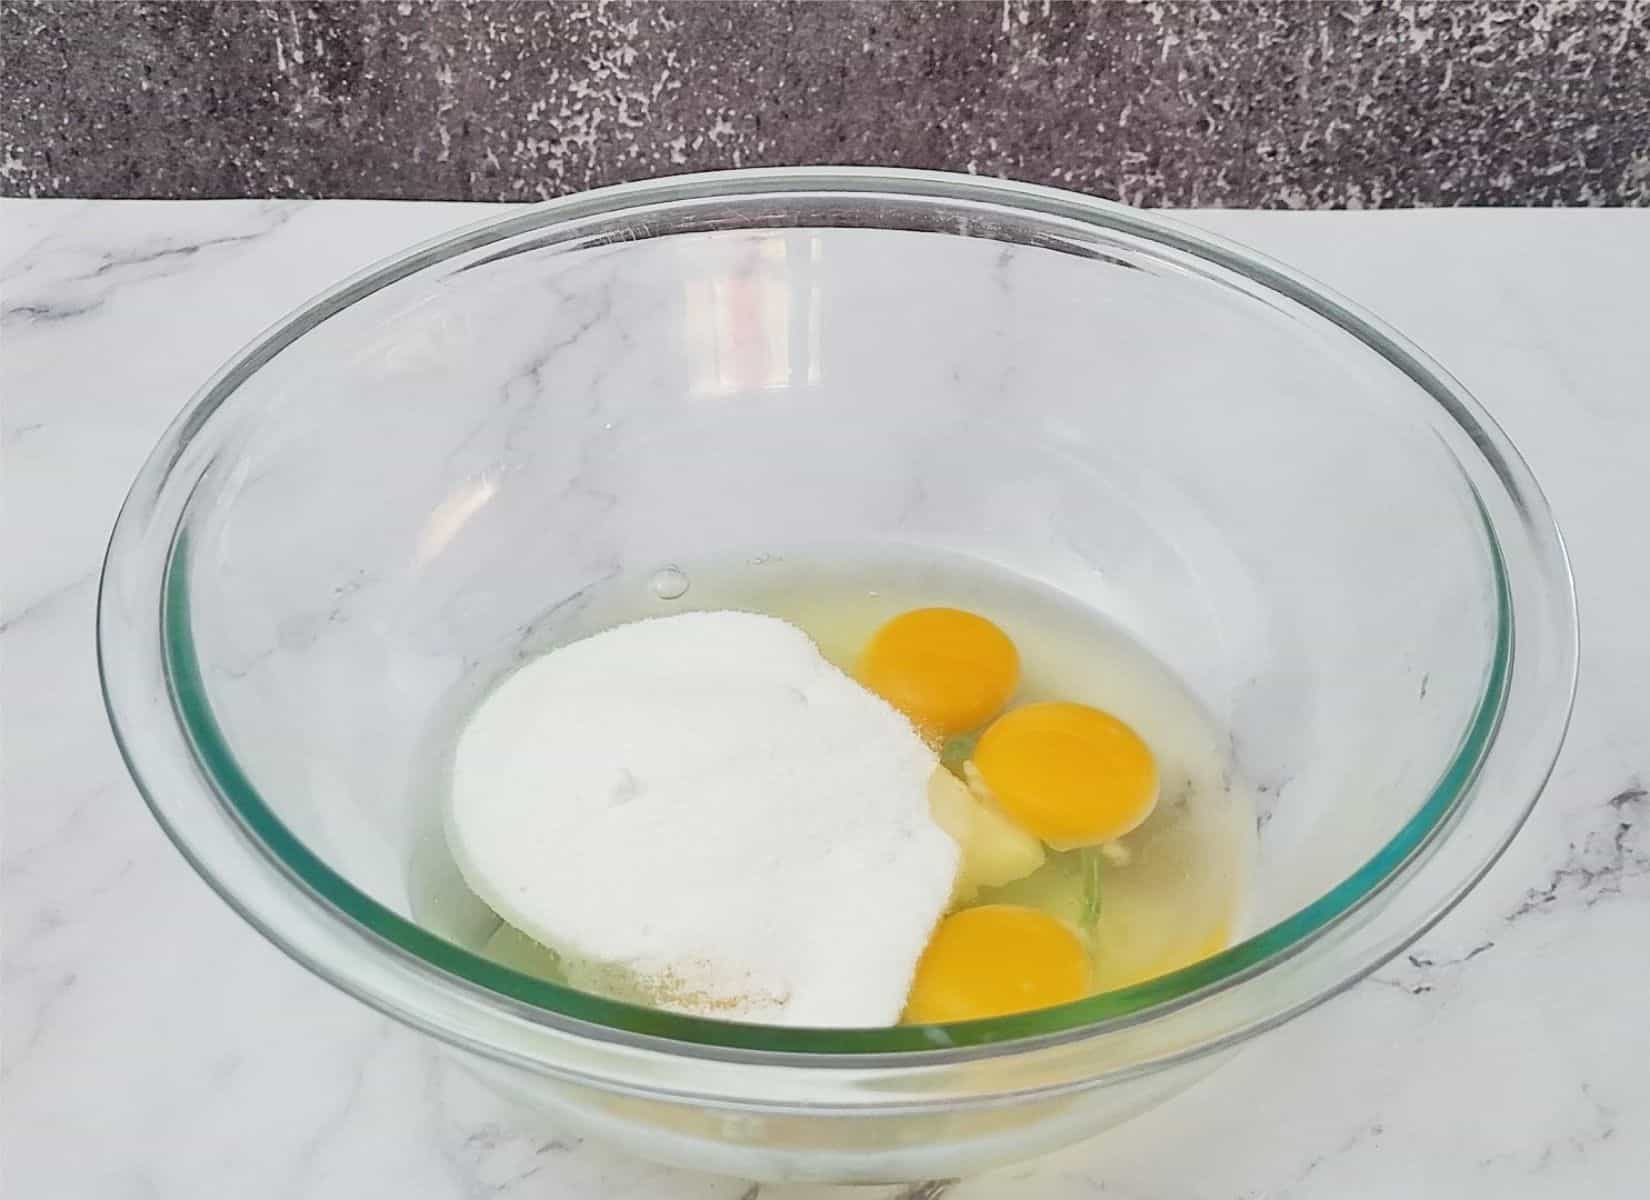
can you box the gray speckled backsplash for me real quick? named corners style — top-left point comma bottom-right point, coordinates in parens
top-left (3, 0), bottom-right (1647, 207)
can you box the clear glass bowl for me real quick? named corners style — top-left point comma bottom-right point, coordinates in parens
top-left (99, 168), bottom-right (1576, 1182)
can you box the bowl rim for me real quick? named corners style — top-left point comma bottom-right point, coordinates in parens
top-left (100, 166), bottom-right (1577, 1067)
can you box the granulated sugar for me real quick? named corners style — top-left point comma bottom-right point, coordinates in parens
top-left (446, 611), bottom-right (959, 1026)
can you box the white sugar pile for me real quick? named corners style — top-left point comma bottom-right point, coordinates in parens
top-left (446, 611), bottom-right (959, 1027)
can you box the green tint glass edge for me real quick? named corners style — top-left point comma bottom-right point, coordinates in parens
top-left (164, 505), bottom-right (1510, 1056)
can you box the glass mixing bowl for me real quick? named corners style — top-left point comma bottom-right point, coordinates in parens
top-left (100, 168), bottom-right (1576, 1182)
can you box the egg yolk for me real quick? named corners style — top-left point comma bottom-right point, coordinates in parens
top-left (904, 904), bottom-right (1089, 1023)
top-left (972, 702), bottom-right (1158, 849)
top-left (858, 607), bottom-right (1019, 737)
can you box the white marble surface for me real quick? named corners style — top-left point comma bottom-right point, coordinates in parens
top-left (3, 200), bottom-right (1647, 1199)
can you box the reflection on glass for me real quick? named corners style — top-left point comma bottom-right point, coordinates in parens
top-left (683, 234), bottom-right (823, 396)
top-left (416, 475), bottom-right (498, 563)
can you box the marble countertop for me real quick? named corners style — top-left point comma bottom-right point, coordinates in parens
top-left (3, 200), bottom-right (1646, 1199)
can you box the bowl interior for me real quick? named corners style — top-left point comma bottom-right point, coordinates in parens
top-left (163, 193), bottom-right (1505, 1050)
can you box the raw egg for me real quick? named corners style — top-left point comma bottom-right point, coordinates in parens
top-left (904, 904), bottom-right (1089, 1023)
top-left (927, 767), bottom-right (1045, 904)
top-left (972, 701), bottom-right (1158, 849)
top-left (858, 607), bottom-right (1018, 737)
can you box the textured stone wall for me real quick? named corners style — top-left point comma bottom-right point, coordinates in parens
top-left (3, 0), bottom-right (1647, 207)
